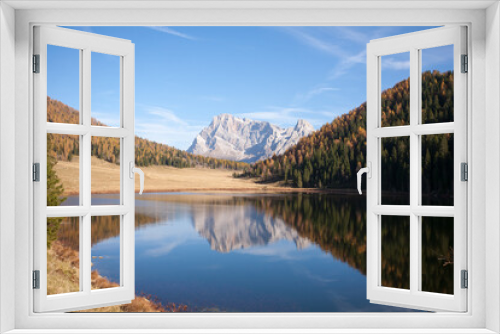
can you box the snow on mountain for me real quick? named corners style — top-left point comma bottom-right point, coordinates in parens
top-left (187, 114), bottom-right (314, 163)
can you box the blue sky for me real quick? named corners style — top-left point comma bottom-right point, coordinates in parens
top-left (48, 26), bottom-right (453, 150)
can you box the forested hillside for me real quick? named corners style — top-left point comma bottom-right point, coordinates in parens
top-left (241, 70), bottom-right (454, 198)
top-left (47, 97), bottom-right (248, 170)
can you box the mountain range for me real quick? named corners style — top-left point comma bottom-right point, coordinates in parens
top-left (187, 114), bottom-right (314, 163)
top-left (46, 97), bottom-right (248, 170)
top-left (49, 70), bottom-right (454, 193)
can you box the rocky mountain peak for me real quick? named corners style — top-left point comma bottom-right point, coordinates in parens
top-left (187, 114), bottom-right (314, 163)
top-left (295, 119), bottom-right (314, 130)
top-left (213, 113), bottom-right (233, 124)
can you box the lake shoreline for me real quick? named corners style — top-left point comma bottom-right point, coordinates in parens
top-left (48, 241), bottom-right (188, 313)
top-left (64, 187), bottom-right (362, 196)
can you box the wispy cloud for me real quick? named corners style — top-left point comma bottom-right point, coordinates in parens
top-left (239, 106), bottom-right (342, 130)
top-left (281, 27), bottom-right (346, 58)
top-left (294, 86), bottom-right (339, 104)
top-left (382, 57), bottom-right (410, 70)
top-left (135, 105), bottom-right (204, 149)
top-left (332, 26), bottom-right (372, 44)
top-left (280, 27), bottom-right (386, 80)
top-left (135, 122), bottom-right (203, 150)
top-left (331, 26), bottom-right (399, 45)
top-left (238, 106), bottom-right (318, 127)
top-left (319, 110), bottom-right (342, 119)
top-left (146, 26), bottom-right (197, 40)
top-left (238, 105), bottom-right (343, 129)
top-left (146, 106), bottom-right (188, 126)
top-left (329, 50), bottom-right (366, 79)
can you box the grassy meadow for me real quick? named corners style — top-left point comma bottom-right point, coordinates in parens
top-left (54, 156), bottom-right (362, 196)
top-left (54, 156), bottom-right (299, 195)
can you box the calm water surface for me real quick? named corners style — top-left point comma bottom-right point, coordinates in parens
top-left (62, 193), bottom-right (439, 312)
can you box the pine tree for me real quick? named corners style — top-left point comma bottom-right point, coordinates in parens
top-left (297, 172), bottom-right (303, 188)
top-left (46, 136), bottom-right (67, 249)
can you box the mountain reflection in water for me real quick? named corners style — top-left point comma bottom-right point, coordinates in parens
top-left (58, 193), bottom-right (452, 312)
top-left (191, 199), bottom-right (311, 252)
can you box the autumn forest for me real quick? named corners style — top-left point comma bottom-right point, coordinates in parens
top-left (239, 70), bottom-right (454, 203)
top-left (48, 70), bottom-right (454, 201)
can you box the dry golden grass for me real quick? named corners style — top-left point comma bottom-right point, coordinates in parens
top-left (47, 242), bottom-right (80, 295)
top-left (54, 156), bottom-right (358, 196)
top-left (54, 156), bottom-right (289, 195)
top-left (47, 241), bottom-right (187, 312)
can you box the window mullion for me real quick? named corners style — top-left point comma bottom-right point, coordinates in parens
top-left (81, 214), bottom-right (91, 294)
top-left (409, 47), bottom-right (420, 295)
top-left (81, 47), bottom-right (92, 294)
top-left (82, 48), bottom-right (91, 208)
top-left (416, 49), bottom-right (423, 295)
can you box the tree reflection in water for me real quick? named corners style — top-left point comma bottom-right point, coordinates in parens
top-left (55, 193), bottom-right (454, 295)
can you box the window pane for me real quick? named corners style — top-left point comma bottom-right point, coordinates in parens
top-left (381, 215), bottom-right (410, 290)
top-left (91, 52), bottom-right (121, 127)
top-left (91, 136), bottom-right (121, 205)
top-left (47, 45), bottom-right (80, 124)
top-left (421, 45), bottom-right (454, 124)
top-left (47, 217), bottom-right (80, 295)
top-left (421, 133), bottom-right (454, 206)
top-left (47, 133), bottom-right (79, 206)
top-left (91, 216), bottom-right (121, 290)
top-left (381, 137), bottom-right (410, 205)
top-left (421, 217), bottom-right (454, 295)
top-left (381, 52), bottom-right (410, 127)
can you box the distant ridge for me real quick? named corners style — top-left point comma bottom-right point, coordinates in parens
top-left (187, 114), bottom-right (314, 163)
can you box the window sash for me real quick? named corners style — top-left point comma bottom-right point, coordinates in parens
top-left (366, 26), bottom-right (468, 312)
top-left (33, 25), bottom-right (136, 313)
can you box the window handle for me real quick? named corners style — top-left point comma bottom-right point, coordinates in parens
top-left (129, 161), bottom-right (144, 195)
top-left (357, 162), bottom-right (371, 195)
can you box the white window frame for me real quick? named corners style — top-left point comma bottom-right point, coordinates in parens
top-left (365, 26), bottom-right (468, 312)
top-left (33, 26), bottom-right (136, 312)
top-left (1, 2), bottom-right (498, 333)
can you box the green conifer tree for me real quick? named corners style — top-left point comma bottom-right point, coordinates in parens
top-left (297, 172), bottom-right (303, 188)
top-left (47, 136), bottom-right (66, 249)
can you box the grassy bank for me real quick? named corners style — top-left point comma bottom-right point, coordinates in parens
top-left (54, 156), bottom-right (361, 195)
top-left (54, 156), bottom-right (286, 195)
top-left (48, 241), bottom-right (187, 312)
